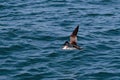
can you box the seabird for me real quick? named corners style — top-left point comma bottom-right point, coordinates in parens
top-left (62, 25), bottom-right (82, 50)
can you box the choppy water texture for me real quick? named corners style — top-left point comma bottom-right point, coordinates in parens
top-left (0, 0), bottom-right (120, 80)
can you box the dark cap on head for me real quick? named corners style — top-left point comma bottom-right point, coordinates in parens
top-left (63, 41), bottom-right (69, 45)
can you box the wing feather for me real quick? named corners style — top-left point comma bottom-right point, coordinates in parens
top-left (70, 25), bottom-right (79, 45)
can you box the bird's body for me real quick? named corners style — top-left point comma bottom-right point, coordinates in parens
top-left (62, 41), bottom-right (76, 50)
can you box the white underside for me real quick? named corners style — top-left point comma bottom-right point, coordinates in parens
top-left (62, 46), bottom-right (76, 50)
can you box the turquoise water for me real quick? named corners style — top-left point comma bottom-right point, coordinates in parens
top-left (0, 0), bottom-right (120, 80)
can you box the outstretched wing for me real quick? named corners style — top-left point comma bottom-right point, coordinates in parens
top-left (70, 25), bottom-right (79, 45)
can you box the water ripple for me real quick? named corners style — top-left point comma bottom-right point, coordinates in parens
top-left (0, 0), bottom-right (120, 80)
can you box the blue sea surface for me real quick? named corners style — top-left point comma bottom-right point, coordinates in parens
top-left (0, 0), bottom-right (120, 80)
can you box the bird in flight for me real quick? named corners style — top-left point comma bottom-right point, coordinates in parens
top-left (62, 25), bottom-right (82, 50)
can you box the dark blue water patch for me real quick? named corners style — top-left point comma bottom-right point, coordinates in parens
top-left (0, 4), bottom-right (6, 9)
top-left (0, 2), bottom-right (11, 10)
top-left (100, 40), bottom-right (120, 48)
top-left (59, 20), bottom-right (76, 27)
top-left (28, 67), bottom-right (49, 75)
top-left (81, 72), bottom-right (120, 80)
top-left (2, 27), bottom-right (35, 36)
top-left (0, 69), bottom-right (12, 75)
top-left (0, 42), bottom-right (38, 54)
top-left (23, 73), bottom-right (53, 80)
top-left (0, 0), bottom-right (36, 10)
top-left (52, 78), bottom-right (76, 80)
top-left (57, 60), bottom-right (82, 70)
top-left (86, 27), bottom-right (120, 40)
top-left (58, 78), bottom-right (75, 80)
top-left (47, 52), bottom-right (61, 58)
top-left (0, 30), bottom-right (18, 40)
top-left (93, 43), bottom-right (113, 51)
top-left (83, 13), bottom-right (114, 17)
top-left (13, 72), bottom-right (33, 80)
top-left (102, 28), bottom-right (120, 36)
top-left (86, 0), bottom-right (119, 6)
top-left (0, 12), bottom-right (37, 22)
top-left (0, 68), bottom-right (17, 77)
top-left (33, 72), bottom-right (60, 79)
top-left (21, 35), bottom-right (56, 41)
top-left (47, 1), bottom-right (69, 7)
top-left (0, 45), bottom-right (24, 53)
top-left (14, 69), bottom-right (66, 80)
top-left (109, 63), bottom-right (120, 70)
top-left (14, 57), bottom-right (49, 68)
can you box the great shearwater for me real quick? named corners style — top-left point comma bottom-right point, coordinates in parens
top-left (62, 25), bottom-right (82, 50)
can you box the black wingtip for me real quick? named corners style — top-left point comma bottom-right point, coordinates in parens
top-left (76, 25), bottom-right (79, 31)
top-left (71, 25), bottom-right (79, 36)
top-left (76, 25), bottom-right (79, 28)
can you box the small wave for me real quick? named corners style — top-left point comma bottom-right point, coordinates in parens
top-left (96, 44), bottom-right (112, 50)
top-left (0, 43), bottom-right (38, 54)
top-left (0, 4), bottom-right (5, 9)
top-left (78, 71), bottom-right (120, 80)
top-left (84, 71), bottom-right (120, 77)
top-left (103, 28), bottom-right (120, 36)
top-left (84, 13), bottom-right (114, 17)
top-left (0, 68), bottom-right (13, 75)
top-left (14, 72), bottom-right (33, 80)
top-left (87, 0), bottom-right (115, 5)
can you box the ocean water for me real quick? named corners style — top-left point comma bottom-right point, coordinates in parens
top-left (0, 0), bottom-right (120, 80)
